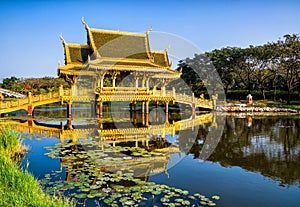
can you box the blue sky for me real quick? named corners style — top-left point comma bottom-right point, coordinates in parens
top-left (0, 0), bottom-right (299, 79)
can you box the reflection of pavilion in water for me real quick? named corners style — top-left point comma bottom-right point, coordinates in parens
top-left (1, 112), bottom-right (214, 180)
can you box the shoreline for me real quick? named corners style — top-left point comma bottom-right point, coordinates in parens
top-left (216, 106), bottom-right (298, 114)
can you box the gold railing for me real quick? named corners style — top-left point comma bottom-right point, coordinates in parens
top-left (1, 86), bottom-right (213, 114)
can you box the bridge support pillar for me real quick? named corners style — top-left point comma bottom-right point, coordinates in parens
top-left (28, 105), bottom-right (33, 116)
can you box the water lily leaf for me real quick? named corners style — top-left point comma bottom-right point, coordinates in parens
top-left (74, 193), bottom-right (87, 199)
top-left (212, 195), bottom-right (220, 200)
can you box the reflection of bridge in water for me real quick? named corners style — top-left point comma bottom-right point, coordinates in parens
top-left (0, 113), bottom-right (213, 146)
top-left (0, 112), bottom-right (214, 181)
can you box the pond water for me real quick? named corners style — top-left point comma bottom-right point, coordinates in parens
top-left (2, 103), bottom-right (300, 207)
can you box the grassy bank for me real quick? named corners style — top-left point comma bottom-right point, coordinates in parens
top-left (0, 127), bottom-right (72, 207)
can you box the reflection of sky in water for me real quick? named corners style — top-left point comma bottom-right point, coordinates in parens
top-left (12, 114), bottom-right (300, 207)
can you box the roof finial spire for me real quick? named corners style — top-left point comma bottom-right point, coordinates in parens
top-left (165, 44), bottom-right (171, 52)
top-left (146, 26), bottom-right (153, 35)
top-left (58, 60), bottom-right (61, 67)
top-left (59, 33), bottom-right (66, 44)
top-left (82, 16), bottom-right (89, 29)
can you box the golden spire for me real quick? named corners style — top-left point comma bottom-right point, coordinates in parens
top-left (81, 16), bottom-right (89, 29)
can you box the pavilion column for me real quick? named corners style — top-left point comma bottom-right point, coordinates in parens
top-left (133, 111), bottom-right (137, 125)
top-left (165, 101), bottom-right (169, 114)
top-left (142, 102), bottom-right (145, 113)
top-left (165, 101), bottom-right (169, 122)
top-left (142, 112), bottom-right (145, 125)
top-left (67, 101), bottom-right (72, 119)
top-left (134, 101), bottom-right (137, 111)
top-left (108, 71), bottom-right (119, 88)
top-left (145, 113), bottom-right (149, 126)
top-left (146, 78), bottom-right (149, 89)
top-left (135, 77), bottom-right (139, 89)
top-left (146, 101), bottom-right (149, 114)
top-left (141, 78), bottom-right (145, 88)
top-left (71, 84), bottom-right (77, 96)
top-left (161, 80), bottom-right (167, 97)
top-left (97, 101), bottom-right (103, 118)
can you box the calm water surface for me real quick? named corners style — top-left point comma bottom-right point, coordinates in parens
top-left (3, 104), bottom-right (300, 207)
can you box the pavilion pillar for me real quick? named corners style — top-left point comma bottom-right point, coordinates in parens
top-left (112, 77), bottom-right (116, 88)
top-left (97, 101), bottom-right (103, 118)
top-left (99, 117), bottom-right (103, 129)
top-left (145, 113), bottom-right (149, 126)
top-left (165, 101), bottom-right (169, 122)
top-left (133, 112), bottom-right (137, 125)
top-left (192, 103), bottom-right (196, 119)
top-left (146, 78), bottom-right (149, 89)
top-left (141, 78), bottom-right (145, 88)
top-left (161, 86), bottom-right (166, 97)
top-left (142, 112), bottom-right (145, 125)
top-left (134, 101), bottom-right (137, 111)
top-left (165, 101), bottom-right (169, 114)
top-left (67, 101), bottom-right (72, 119)
top-left (146, 101), bottom-right (149, 114)
top-left (71, 84), bottom-right (76, 96)
top-left (142, 102), bottom-right (145, 113)
top-left (135, 77), bottom-right (139, 88)
top-left (156, 101), bottom-right (159, 108)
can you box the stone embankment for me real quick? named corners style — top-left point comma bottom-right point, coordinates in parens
top-left (216, 106), bottom-right (298, 113)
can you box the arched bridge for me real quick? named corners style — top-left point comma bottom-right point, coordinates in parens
top-left (0, 86), bottom-right (213, 115)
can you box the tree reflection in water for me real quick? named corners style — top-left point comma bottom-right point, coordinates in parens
top-left (189, 115), bottom-right (300, 187)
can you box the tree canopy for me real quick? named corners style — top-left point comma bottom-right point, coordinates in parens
top-left (178, 34), bottom-right (300, 103)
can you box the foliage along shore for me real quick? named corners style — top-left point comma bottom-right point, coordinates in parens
top-left (0, 127), bottom-right (73, 207)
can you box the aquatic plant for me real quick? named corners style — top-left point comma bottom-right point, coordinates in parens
top-left (43, 141), bottom-right (221, 206)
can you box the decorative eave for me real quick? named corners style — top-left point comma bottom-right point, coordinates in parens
top-left (145, 26), bottom-right (153, 60)
top-left (82, 17), bottom-right (98, 54)
top-left (59, 33), bottom-right (70, 65)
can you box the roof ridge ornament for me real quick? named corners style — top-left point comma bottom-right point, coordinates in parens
top-left (146, 26), bottom-right (153, 35)
top-left (81, 16), bottom-right (89, 29)
top-left (165, 44), bottom-right (171, 52)
top-left (59, 33), bottom-right (66, 44)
